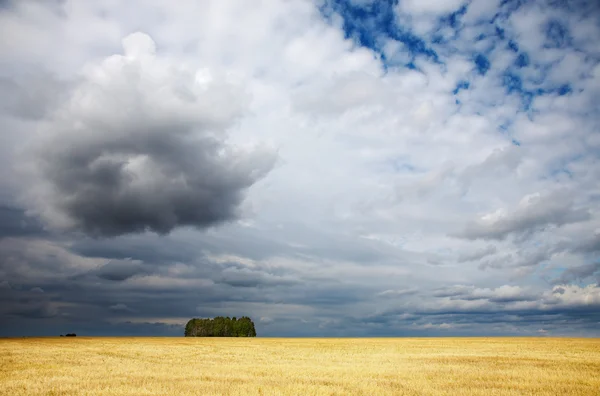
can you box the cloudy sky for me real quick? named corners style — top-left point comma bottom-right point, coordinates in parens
top-left (0, 0), bottom-right (599, 337)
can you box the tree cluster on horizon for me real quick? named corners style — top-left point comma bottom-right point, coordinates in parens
top-left (184, 316), bottom-right (256, 337)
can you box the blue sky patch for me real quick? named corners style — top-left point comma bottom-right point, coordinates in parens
top-left (544, 19), bottom-right (570, 49)
top-left (514, 53), bottom-right (529, 68)
top-left (319, 0), bottom-right (440, 66)
top-left (503, 72), bottom-right (523, 94)
top-left (507, 39), bottom-right (519, 52)
top-left (557, 84), bottom-right (572, 96)
top-left (453, 80), bottom-right (470, 94)
top-left (474, 54), bottom-right (491, 75)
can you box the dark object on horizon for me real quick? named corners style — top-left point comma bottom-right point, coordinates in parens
top-left (185, 316), bottom-right (256, 337)
top-left (65, 333), bottom-right (77, 337)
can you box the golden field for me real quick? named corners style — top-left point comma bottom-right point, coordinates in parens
top-left (1, 337), bottom-right (599, 395)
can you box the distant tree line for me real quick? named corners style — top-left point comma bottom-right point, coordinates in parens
top-left (185, 316), bottom-right (256, 337)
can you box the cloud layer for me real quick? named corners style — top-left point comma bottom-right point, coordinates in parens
top-left (0, 0), bottom-right (598, 336)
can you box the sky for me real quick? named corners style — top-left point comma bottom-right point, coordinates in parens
top-left (0, 0), bottom-right (599, 337)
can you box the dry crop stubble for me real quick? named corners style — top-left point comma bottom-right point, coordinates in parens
top-left (1, 337), bottom-right (599, 395)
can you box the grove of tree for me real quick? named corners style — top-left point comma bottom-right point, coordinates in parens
top-left (184, 316), bottom-right (256, 337)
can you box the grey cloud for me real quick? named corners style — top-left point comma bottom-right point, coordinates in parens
top-left (93, 260), bottom-right (147, 281)
top-left (555, 262), bottom-right (600, 284)
top-left (25, 33), bottom-right (276, 237)
top-left (0, 237), bottom-right (101, 283)
top-left (69, 234), bottom-right (203, 265)
top-left (217, 267), bottom-right (297, 288)
top-left (0, 315), bottom-right (184, 337)
top-left (422, 285), bottom-right (600, 321)
top-left (1, 228), bottom-right (598, 336)
top-left (432, 285), bottom-right (473, 298)
top-left (553, 286), bottom-right (565, 295)
top-left (426, 257), bottom-right (444, 266)
top-left (284, 283), bottom-right (374, 306)
top-left (455, 190), bottom-right (590, 240)
top-left (0, 73), bottom-right (69, 120)
top-left (432, 285), bottom-right (539, 303)
top-left (8, 303), bottom-right (58, 319)
top-left (0, 206), bottom-right (46, 238)
top-left (265, 222), bottom-right (405, 264)
top-left (0, 0), bottom-right (65, 14)
top-left (573, 233), bottom-right (600, 254)
top-left (459, 147), bottom-right (522, 188)
top-left (478, 249), bottom-right (551, 270)
top-left (110, 303), bottom-right (134, 312)
top-left (478, 253), bottom-right (516, 270)
top-left (377, 288), bottom-right (418, 297)
top-left (487, 293), bottom-right (538, 304)
top-left (457, 245), bottom-right (497, 263)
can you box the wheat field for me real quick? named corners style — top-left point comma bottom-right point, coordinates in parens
top-left (1, 337), bottom-right (599, 395)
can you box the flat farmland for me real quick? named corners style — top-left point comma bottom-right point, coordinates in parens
top-left (1, 337), bottom-right (599, 395)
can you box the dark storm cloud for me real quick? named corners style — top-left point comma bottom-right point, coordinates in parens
top-left (343, 285), bottom-right (600, 336)
top-left (69, 235), bottom-right (202, 265)
top-left (34, 133), bottom-right (273, 237)
top-left (0, 230), bottom-right (303, 327)
top-left (282, 282), bottom-right (374, 306)
top-left (361, 297), bottom-right (600, 337)
top-left (2, 206), bottom-right (595, 337)
top-left (419, 284), bottom-right (600, 319)
top-left (413, 304), bottom-right (600, 319)
top-left (7, 303), bottom-right (58, 319)
top-left (93, 260), bottom-right (147, 281)
top-left (0, 286), bottom-right (56, 321)
top-left (0, 205), bottom-right (45, 238)
top-left (2, 230), bottom-right (598, 337)
top-left (217, 267), bottom-right (297, 288)
top-left (0, 314), bottom-right (184, 337)
top-left (109, 303), bottom-right (134, 312)
top-left (0, 224), bottom-right (388, 336)
top-left (70, 221), bottom-right (402, 269)
top-left (25, 33), bottom-right (276, 237)
top-left (455, 191), bottom-right (589, 240)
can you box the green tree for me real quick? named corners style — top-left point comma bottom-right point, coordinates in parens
top-left (184, 317), bottom-right (257, 337)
